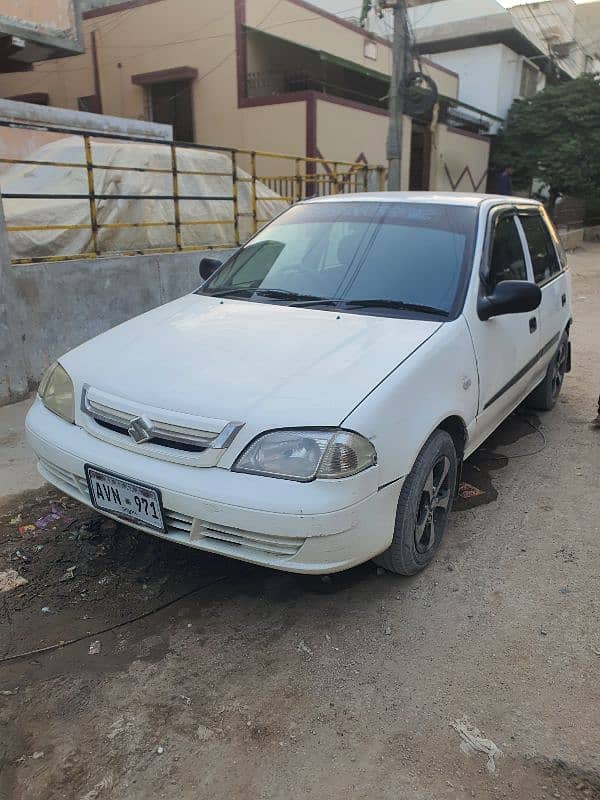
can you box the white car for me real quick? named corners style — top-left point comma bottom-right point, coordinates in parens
top-left (26, 193), bottom-right (572, 576)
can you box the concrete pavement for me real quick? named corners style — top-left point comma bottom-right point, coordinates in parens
top-left (0, 396), bottom-right (44, 499)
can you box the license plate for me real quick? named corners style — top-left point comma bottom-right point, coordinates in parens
top-left (85, 466), bottom-right (165, 532)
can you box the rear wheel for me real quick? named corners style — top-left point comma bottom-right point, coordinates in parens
top-left (526, 331), bottom-right (569, 411)
top-left (374, 430), bottom-right (457, 576)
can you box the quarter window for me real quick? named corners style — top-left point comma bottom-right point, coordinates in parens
top-left (519, 214), bottom-right (561, 284)
top-left (488, 215), bottom-right (527, 289)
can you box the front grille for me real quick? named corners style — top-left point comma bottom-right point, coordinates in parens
top-left (80, 385), bottom-right (244, 463)
top-left (84, 392), bottom-right (220, 450)
top-left (94, 418), bottom-right (208, 453)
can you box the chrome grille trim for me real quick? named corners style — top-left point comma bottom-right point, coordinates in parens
top-left (81, 384), bottom-right (243, 452)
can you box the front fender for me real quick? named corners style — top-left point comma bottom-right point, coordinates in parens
top-left (343, 316), bottom-right (478, 486)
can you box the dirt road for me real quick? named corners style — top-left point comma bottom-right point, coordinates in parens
top-left (1, 246), bottom-right (599, 800)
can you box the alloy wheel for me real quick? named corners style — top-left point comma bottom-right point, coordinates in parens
top-left (414, 455), bottom-right (452, 555)
top-left (550, 340), bottom-right (569, 401)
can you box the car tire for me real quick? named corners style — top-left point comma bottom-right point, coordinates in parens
top-left (374, 430), bottom-right (457, 576)
top-left (525, 331), bottom-right (569, 412)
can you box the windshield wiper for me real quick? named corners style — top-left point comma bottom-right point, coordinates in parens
top-left (204, 287), bottom-right (327, 303)
top-left (204, 286), bottom-right (258, 298)
top-left (339, 299), bottom-right (450, 316)
top-left (253, 289), bottom-right (327, 302)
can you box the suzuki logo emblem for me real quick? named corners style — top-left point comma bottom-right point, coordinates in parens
top-left (127, 416), bottom-right (154, 444)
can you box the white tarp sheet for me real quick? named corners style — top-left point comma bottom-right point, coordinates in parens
top-left (1, 137), bottom-right (289, 259)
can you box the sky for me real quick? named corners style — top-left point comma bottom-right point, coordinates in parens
top-left (500, 0), bottom-right (594, 4)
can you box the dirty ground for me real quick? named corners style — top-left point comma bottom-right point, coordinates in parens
top-left (1, 246), bottom-right (599, 800)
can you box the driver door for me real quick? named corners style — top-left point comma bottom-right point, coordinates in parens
top-left (467, 209), bottom-right (540, 450)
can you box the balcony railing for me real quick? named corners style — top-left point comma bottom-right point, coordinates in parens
top-left (247, 70), bottom-right (388, 111)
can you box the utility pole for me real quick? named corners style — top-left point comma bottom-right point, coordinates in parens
top-left (386, 0), bottom-right (410, 190)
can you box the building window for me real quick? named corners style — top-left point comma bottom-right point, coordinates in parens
top-left (78, 95), bottom-right (101, 113)
top-left (8, 92), bottom-right (48, 105)
top-left (520, 61), bottom-right (539, 98)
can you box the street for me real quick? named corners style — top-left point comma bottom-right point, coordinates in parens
top-left (0, 244), bottom-right (599, 800)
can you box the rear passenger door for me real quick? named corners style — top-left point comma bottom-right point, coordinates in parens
top-left (517, 208), bottom-right (570, 376)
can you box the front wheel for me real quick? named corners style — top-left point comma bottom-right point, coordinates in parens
top-left (374, 430), bottom-right (457, 576)
top-left (526, 331), bottom-right (569, 411)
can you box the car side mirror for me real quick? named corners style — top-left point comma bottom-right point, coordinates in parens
top-left (478, 280), bottom-right (542, 321)
top-left (199, 257), bottom-right (222, 280)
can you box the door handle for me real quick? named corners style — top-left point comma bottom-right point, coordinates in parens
top-left (529, 317), bottom-right (537, 333)
top-left (561, 293), bottom-right (567, 306)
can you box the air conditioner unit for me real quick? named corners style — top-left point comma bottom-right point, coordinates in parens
top-left (552, 41), bottom-right (574, 58)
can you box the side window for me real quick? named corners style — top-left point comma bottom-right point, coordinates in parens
top-left (519, 213), bottom-right (561, 284)
top-left (540, 207), bottom-right (567, 270)
top-left (488, 215), bottom-right (527, 289)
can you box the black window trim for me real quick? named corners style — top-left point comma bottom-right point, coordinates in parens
top-left (515, 206), bottom-right (566, 288)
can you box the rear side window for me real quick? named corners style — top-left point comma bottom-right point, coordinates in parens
top-left (519, 213), bottom-right (561, 284)
top-left (488, 215), bottom-right (527, 289)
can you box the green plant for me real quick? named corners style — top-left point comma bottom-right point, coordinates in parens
top-left (492, 75), bottom-right (600, 208)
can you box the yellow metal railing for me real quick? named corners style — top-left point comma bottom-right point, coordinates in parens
top-left (0, 120), bottom-right (385, 265)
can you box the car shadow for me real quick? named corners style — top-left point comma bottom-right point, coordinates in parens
top-left (454, 408), bottom-right (542, 511)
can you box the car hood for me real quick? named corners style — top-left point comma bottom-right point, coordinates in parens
top-left (62, 294), bottom-right (442, 427)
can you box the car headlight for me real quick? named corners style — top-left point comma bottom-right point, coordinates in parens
top-left (38, 362), bottom-right (75, 424)
top-left (232, 429), bottom-right (377, 482)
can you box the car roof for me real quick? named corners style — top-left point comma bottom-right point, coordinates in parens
top-left (303, 191), bottom-right (542, 209)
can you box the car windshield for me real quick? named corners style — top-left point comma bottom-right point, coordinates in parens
top-left (198, 201), bottom-right (478, 317)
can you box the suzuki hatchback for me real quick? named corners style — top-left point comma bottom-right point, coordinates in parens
top-left (27, 193), bottom-right (571, 575)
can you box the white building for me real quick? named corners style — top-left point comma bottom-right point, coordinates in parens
top-left (408, 0), bottom-right (600, 131)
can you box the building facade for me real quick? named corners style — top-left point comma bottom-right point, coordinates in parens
top-left (409, 0), bottom-right (600, 131)
top-left (0, 0), bottom-right (83, 74)
top-left (0, 0), bottom-right (491, 193)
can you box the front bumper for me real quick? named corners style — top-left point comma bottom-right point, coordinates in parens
top-left (26, 400), bottom-right (401, 574)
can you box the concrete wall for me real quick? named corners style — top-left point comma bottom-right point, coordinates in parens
top-left (238, 101), bottom-right (307, 175)
top-left (576, 0), bottom-right (600, 65)
top-left (0, 98), bottom-right (172, 170)
top-left (1, 247), bottom-right (236, 406)
top-left (409, 0), bottom-right (507, 28)
top-left (0, 0), bottom-right (82, 54)
top-left (315, 98), bottom-right (389, 165)
top-left (511, 0), bottom-right (597, 78)
top-left (2, 0), bottom-right (76, 32)
top-left (0, 98), bottom-right (172, 140)
top-left (584, 225), bottom-right (600, 242)
top-left (0, 201), bottom-right (29, 403)
top-left (431, 125), bottom-right (490, 193)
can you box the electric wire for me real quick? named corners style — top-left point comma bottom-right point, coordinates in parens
top-left (0, 572), bottom-right (249, 665)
